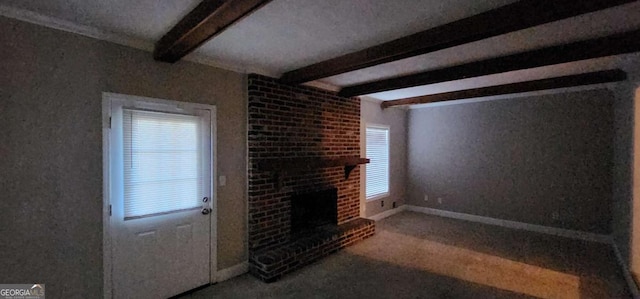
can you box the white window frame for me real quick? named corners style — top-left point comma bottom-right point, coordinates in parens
top-left (365, 123), bottom-right (390, 201)
top-left (102, 92), bottom-right (218, 298)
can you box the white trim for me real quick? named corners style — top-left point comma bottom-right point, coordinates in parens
top-left (360, 96), bottom-right (383, 103)
top-left (0, 5), bottom-right (279, 78)
top-left (103, 92), bottom-right (216, 111)
top-left (367, 205), bottom-right (408, 221)
top-left (0, 5), bottom-right (154, 52)
top-left (366, 123), bottom-right (391, 130)
top-left (209, 101), bottom-right (219, 284)
top-left (612, 242), bottom-right (640, 297)
top-left (359, 120), bottom-right (366, 218)
top-left (243, 75), bottom-right (251, 271)
top-left (404, 205), bottom-right (612, 244)
top-left (366, 192), bottom-right (390, 202)
top-left (184, 53), bottom-right (279, 78)
top-left (216, 261), bottom-right (249, 282)
top-left (302, 81), bottom-right (341, 92)
top-left (102, 95), bottom-right (113, 299)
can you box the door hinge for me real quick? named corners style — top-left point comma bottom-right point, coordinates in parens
top-left (109, 204), bottom-right (112, 216)
top-left (109, 117), bottom-right (112, 129)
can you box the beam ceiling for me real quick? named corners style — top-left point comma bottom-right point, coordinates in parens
top-left (154, 0), bottom-right (272, 63)
top-left (280, 0), bottom-right (636, 85)
top-left (381, 69), bottom-right (627, 109)
top-left (339, 29), bottom-right (640, 97)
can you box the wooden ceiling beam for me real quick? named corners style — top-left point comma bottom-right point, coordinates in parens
top-left (340, 29), bottom-right (640, 97)
top-left (280, 0), bottom-right (636, 84)
top-left (380, 69), bottom-right (626, 109)
top-left (154, 0), bottom-right (272, 63)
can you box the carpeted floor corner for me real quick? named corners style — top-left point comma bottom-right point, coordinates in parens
top-left (179, 211), bottom-right (631, 299)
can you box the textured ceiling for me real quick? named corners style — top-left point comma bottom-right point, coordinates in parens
top-left (1, 0), bottom-right (201, 40)
top-left (324, 2), bottom-right (640, 86)
top-left (2, 0), bottom-right (640, 101)
top-left (368, 53), bottom-right (640, 102)
top-left (192, 0), bottom-right (517, 74)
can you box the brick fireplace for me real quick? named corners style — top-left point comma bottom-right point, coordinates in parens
top-left (247, 74), bottom-right (375, 282)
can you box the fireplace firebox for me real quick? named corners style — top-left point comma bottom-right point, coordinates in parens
top-left (290, 188), bottom-right (338, 234)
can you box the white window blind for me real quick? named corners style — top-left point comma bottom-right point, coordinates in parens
top-left (122, 109), bottom-right (204, 219)
top-left (366, 126), bottom-right (389, 199)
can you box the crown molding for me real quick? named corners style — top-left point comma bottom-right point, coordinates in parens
top-left (0, 4), bottom-right (280, 77)
top-left (359, 95), bottom-right (384, 103)
top-left (184, 52), bottom-right (279, 77)
top-left (0, 4), bottom-right (154, 51)
top-left (302, 80), bottom-right (341, 92)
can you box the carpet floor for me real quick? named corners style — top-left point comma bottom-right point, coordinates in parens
top-left (179, 211), bottom-right (631, 299)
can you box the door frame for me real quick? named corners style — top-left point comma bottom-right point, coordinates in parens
top-left (102, 92), bottom-right (218, 299)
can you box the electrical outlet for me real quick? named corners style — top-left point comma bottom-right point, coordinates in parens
top-left (552, 211), bottom-right (559, 220)
top-left (381, 200), bottom-right (384, 207)
top-left (437, 197), bottom-right (442, 204)
top-left (424, 195), bottom-right (429, 201)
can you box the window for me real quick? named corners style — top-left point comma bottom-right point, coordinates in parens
top-left (122, 109), bottom-right (206, 218)
top-left (366, 125), bottom-right (389, 200)
top-left (106, 94), bottom-right (213, 220)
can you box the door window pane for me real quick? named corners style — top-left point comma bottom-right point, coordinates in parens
top-left (123, 109), bottom-right (204, 218)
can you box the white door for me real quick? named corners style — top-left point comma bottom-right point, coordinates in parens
top-left (106, 95), bottom-right (215, 299)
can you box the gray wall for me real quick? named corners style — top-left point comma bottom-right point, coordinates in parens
top-left (612, 83), bottom-right (635, 267)
top-left (360, 99), bottom-right (407, 217)
top-left (406, 90), bottom-right (614, 234)
top-left (0, 17), bottom-right (247, 298)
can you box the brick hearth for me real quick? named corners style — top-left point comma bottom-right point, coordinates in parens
top-left (247, 74), bottom-right (375, 282)
top-left (250, 218), bottom-right (375, 282)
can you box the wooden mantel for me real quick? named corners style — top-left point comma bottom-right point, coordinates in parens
top-left (257, 156), bottom-right (369, 188)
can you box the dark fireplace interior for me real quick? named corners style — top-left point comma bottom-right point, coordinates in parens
top-left (291, 188), bottom-right (338, 234)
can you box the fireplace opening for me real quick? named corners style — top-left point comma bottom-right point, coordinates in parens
top-left (290, 188), bottom-right (338, 234)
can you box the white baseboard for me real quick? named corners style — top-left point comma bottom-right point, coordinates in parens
top-left (612, 242), bottom-right (640, 297)
top-left (367, 205), bottom-right (408, 221)
top-left (404, 205), bottom-right (612, 244)
top-left (216, 261), bottom-right (248, 282)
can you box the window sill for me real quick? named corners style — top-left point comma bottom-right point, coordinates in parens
top-left (366, 192), bottom-right (390, 202)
